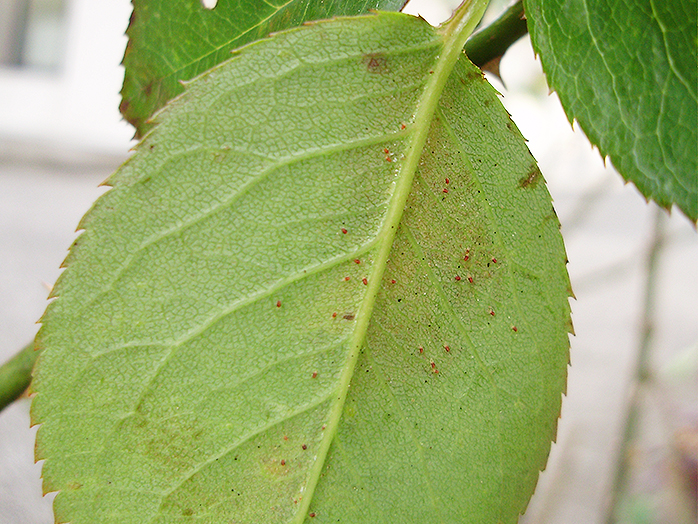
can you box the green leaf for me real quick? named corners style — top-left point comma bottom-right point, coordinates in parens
top-left (120, 0), bottom-right (406, 137)
top-left (33, 9), bottom-right (571, 523)
top-left (524, 0), bottom-right (698, 222)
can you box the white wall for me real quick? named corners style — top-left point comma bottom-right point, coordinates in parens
top-left (0, 0), bottom-right (135, 154)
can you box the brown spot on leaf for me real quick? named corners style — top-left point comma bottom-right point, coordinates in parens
top-left (519, 165), bottom-right (541, 189)
top-left (363, 53), bottom-right (389, 74)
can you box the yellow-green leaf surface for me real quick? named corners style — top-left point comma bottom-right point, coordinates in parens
top-left (524, 0), bottom-right (697, 221)
top-left (121, 0), bottom-right (406, 137)
top-left (32, 8), bottom-right (571, 523)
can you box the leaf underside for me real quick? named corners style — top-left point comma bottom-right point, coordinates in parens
top-left (524, 0), bottom-right (698, 222)
top-left (33, 12), bottom-right (571, 524)
top-left (121, 0), bottom-right (406, 137)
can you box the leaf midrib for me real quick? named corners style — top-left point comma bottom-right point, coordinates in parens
top-left (294, 3), bottom-right (488, 521)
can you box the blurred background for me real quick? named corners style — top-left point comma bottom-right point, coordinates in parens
top-left (0, 0), bottom-right (695, 522)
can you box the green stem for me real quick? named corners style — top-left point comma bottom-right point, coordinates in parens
top-left (604, 207), bottom-right (665, 524)
top-left (0, 342), bottom-right (39, 413)
top-left (464, 0), bottom-right (528, 68)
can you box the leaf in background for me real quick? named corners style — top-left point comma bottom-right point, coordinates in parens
top-left (524, 0), bottom-right (698, 221)
top-left (33, 8), bottom-right (571, 523)
top-left (120, 0), bottom-right (406, 137)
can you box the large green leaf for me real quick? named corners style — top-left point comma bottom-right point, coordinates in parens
top-left (33, 8), bottom-right (571, 523)
top-left (120, 0), bottom-right (406, 137)
top-left (524, 0), bottom-right (697, 221)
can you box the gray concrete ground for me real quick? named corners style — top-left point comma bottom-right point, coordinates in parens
top-left (1, 37), bottom-right (696, 524)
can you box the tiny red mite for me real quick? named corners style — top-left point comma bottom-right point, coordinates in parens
top-left (341, 228), bottom-right (348, 234)
top-left (443, 188), bottom-right (448, 193)
top-left (280, 460), bottom-right (286, 466)
top-left (344, 276), bottom-right (350, 281)
top-left (455, 275), bottom-right (461, 281)
top-left (276, 300), bottom-right (281, 308)
top-left (390, 279), bottom-right (397, 284)
top-left (445, 178), bottom-right (450, 184)
top-left (418, 346), bottom-right (424, 354)
top-left (492, 257), bottom-right (497, 263)
top-left (302, 444), bottom-right (307, 450)
top-left (353, 259), bottom-right (361, 264)
top-left (362, 277), bottom-right (368, 285)
top-left (332, 312), bottom-right (337, 318)
top-left (512, 326), bottom-right (518, 332)
top-left (467, 276), bottom-right (474, 283)
top-left (311, 371), bottom-right (318, 379)
top-left (444, 345), bottom-right (450, 352)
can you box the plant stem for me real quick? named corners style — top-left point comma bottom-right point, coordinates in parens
top-left (604, 207), bottom-right (665, 524)
top-left (0, 342), bottom-right (39, 413)
top-left (465, 0), bottom-right (528, 68)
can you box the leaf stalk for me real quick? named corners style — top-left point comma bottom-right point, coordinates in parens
top-left (0, 342), bottom-right (38, 413)
top-left (464, 0), bottom-right (528, 68)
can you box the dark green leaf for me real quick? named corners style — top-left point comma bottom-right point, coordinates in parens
top-left (120, 0), bottom-right (406, 136)
top-left (524, 0), bottom-right (697, 221)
